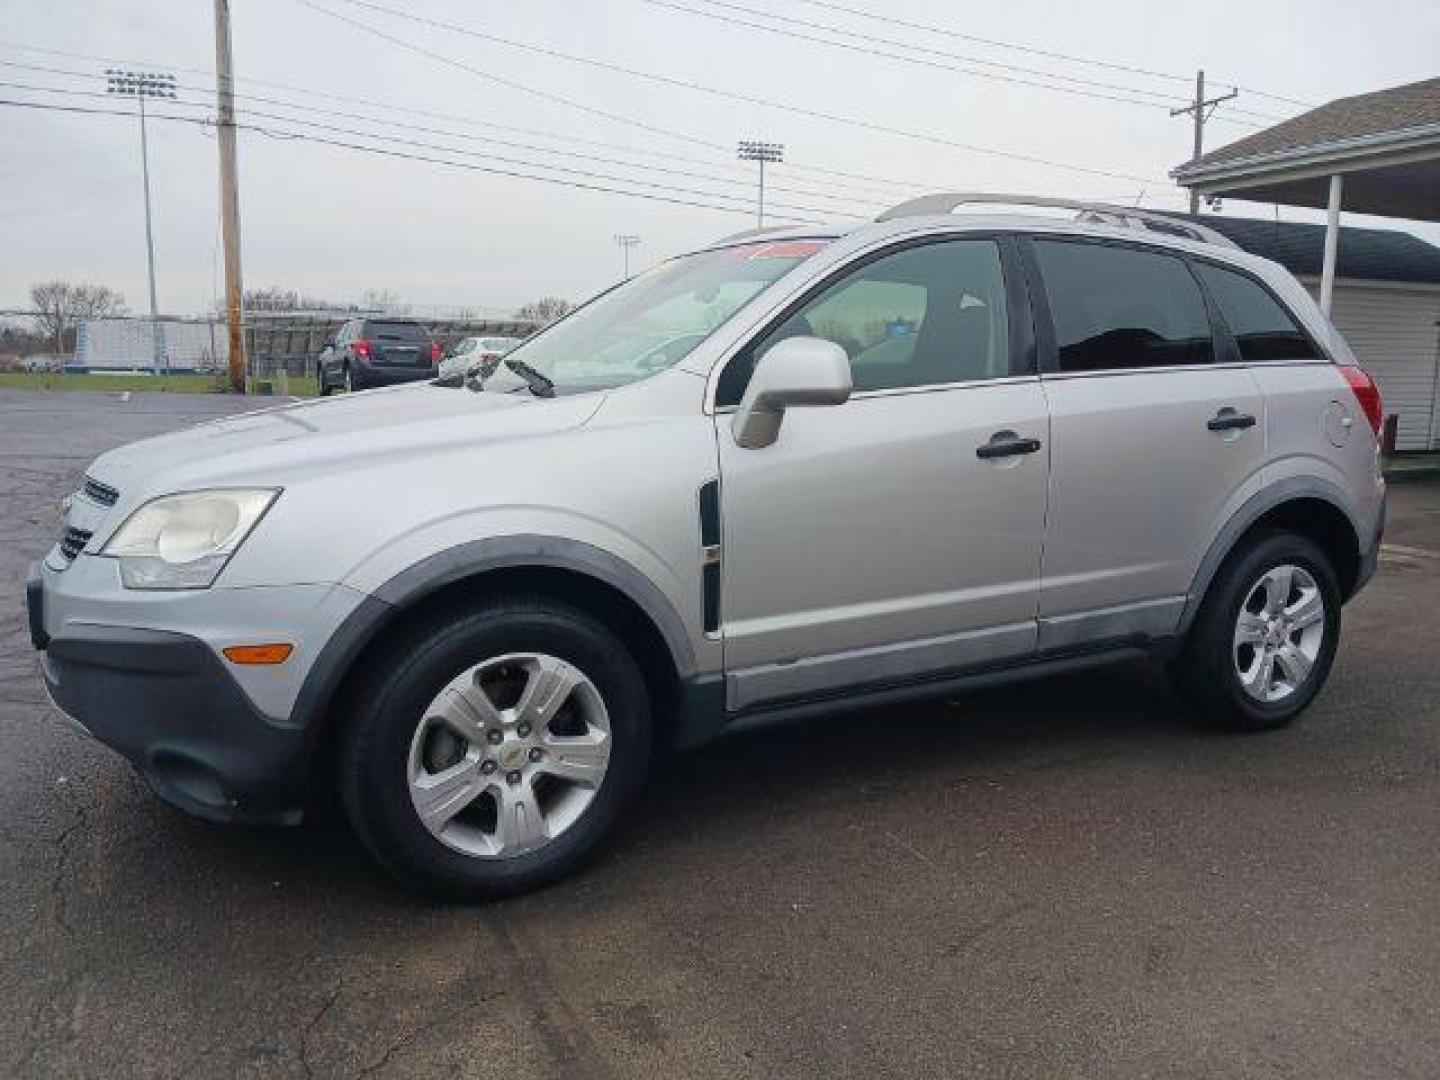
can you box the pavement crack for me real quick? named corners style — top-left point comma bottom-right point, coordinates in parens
top-left (298, 976), bottom-right (345, 1080)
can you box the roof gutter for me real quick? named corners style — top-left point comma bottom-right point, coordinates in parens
top-left (1172, 122), bottom-right (1440, 185)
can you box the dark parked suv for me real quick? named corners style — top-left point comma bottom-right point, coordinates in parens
top-left (317, 318), bottom-right (440, 394)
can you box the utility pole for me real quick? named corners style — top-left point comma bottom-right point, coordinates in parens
top-left (613, 234), bottom-right (641, 278)
top-left (214, 0), bottom-right (247, 393)
top-left (105, 69), bottom-right (175, 375)
top-left (1171, 70), bottom-right (1238, 215)
top-left (737, 140), bottom-right (784, 228)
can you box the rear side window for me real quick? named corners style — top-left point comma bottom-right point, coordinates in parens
top-left (1195, 263), bottom-right (1317, 362)
top-left (365, 320), bottom-right (427, 341)
top-left (1035, 240), bottom-right (1213, 372)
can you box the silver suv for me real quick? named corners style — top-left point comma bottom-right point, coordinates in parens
top-left (28, 194), bottom-right (1386, 898)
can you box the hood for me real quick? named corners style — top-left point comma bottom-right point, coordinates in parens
top-left (89, 382), bottom-right (605, 495)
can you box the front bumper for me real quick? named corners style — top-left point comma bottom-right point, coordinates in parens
top-left (28, 558), bottom-right (370, 825)
top-left (40, 622), bottom-right (310, 824)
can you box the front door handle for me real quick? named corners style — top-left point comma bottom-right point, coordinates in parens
top-left (1207, 408), bottom-right (1257, 432)
top-left (976, 431), bottom-right (1042, 459)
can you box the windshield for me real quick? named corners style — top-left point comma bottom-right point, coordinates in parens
top-left (485, 239), bottom-right (828, 395)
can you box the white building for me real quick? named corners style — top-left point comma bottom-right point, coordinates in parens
top-left (74, 319), bottom-right (227, 373)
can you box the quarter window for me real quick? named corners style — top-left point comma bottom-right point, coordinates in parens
top-left (722, 239), bottom-right (1011, 403)
top-left (1195, 263), bottom-right (1317, 363)
top-left (1035, 240), bottom-right (1214, 372)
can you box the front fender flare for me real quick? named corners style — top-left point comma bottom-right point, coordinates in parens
top-left (289, 534), bottom-right (696, 738)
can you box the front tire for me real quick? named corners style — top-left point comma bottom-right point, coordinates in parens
top-left (338, 596), bottom-right (652, 899)
top-left (317, 363), bottom-right (333, 396)
top-left (1174, 532), bottom-right (1341, 731)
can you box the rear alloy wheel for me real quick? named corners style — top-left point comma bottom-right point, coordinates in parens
top-left (1231, 564), bottom-right (1327, 704)
top-left (338, 596), bottom-right (651, 899)
top-left (1174, 532), bottom-right (1341, 731)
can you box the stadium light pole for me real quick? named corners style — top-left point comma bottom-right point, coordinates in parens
top-left (737, 140), bottom-right (783, 228)
top-left (614, 233), bottom-right (641, 277)
top-left (106, 69), bottom-right (175, 375)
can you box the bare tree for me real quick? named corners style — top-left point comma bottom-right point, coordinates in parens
top-left (516, 297), bottom-right (574, 326)
top-left (361, 288), bottom-right (410, 315)
top-left (29, 281), bottom-right (127, 356)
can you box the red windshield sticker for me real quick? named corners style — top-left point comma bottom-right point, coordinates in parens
top-left (722, 239), bottom-right (828, 261)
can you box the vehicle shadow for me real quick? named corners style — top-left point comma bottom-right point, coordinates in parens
top-left (90, 657), bottom-right (1195, 910)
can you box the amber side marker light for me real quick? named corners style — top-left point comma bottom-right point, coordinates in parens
top-left (222, 643), bottom-right (294, 665)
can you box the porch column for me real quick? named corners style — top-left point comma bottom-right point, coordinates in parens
top-left (1320, 174), bottom-right (1344, 315)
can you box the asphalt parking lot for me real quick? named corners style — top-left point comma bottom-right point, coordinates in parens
top-left (3, 388), bottom-right (1439, 1079)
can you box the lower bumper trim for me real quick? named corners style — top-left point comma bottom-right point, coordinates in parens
top-left (44, 625), bottom-right (310, 825)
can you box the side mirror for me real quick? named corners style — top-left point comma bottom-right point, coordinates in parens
top-left (324, 337), bottom-right (336, 349)
top-left (731, 336), bottom-right (851, 449)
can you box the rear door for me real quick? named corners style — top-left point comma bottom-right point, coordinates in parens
top-left (1026, 236), bottom-right (1266, 648)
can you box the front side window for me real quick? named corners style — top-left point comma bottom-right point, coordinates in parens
top-left (721, 239), bottom-right (1011, 404)
top-left (1035, 240), bottom-right (1214, 372)
top-left (1195, 263), bottom-right (1317, 363)
top-left (483, 240), bottom-right (827, 395)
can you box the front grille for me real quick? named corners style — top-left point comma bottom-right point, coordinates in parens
top-left (82, 477), bottom-right (119, 507)
top-left (58, 526), bottom-right (93, 562)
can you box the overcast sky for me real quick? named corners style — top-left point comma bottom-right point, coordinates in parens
top-left (3, 0), bottom-right (1438, 317)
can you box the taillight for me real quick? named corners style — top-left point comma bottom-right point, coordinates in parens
top-left (353, 339), bottom-right (371, 359)
top-left (430, 341), bottom-right (441, 363)
top-left (1339, 365), bottom-right (1383, 436)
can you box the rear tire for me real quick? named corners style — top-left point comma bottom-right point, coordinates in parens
top-left (337, 595), bottom-right (652, 899)
top-left (1173, 531), bottom-right (1341, 731)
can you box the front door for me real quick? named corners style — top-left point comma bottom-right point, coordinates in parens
top-left (714, 237), bottom-right (1051, 711)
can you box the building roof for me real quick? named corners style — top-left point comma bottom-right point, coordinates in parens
top-left (1190, 77), bottom-right (1440, 171)
top-left (1166, 213), bottom-right (1440, 285)
top-left (1172, 78), bottom-right (1440, 220)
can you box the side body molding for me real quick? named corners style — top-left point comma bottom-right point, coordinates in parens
top-left (1179, 476), bottom-right (1365, 634)
top-left (289, 534), bottom-right (698, 737)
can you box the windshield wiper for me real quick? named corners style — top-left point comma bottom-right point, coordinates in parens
top-left (502, 356), bottom-right (555, 398)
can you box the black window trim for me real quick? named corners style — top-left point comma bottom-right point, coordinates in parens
top-left (1182, 251), bottom-right (1330, 366)
top-left (1020, 232), bottom-right (1225, 377)
top-left (712, 231), bottom-right (1037, 409)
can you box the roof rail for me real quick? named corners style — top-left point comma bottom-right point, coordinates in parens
top-left (875, 192), bottom-right (1240, 250)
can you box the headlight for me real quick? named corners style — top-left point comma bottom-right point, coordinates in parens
top-left (102, 488), bottom-right (279, 590)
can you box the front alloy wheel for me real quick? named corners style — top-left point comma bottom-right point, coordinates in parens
top-left (338, 595), bottom-right (651, 899)
top-left (407, 653), bottom-right (612, 858)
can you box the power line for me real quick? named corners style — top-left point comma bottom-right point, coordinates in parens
top-left (648, 0), bottom-right (1180, 112)
top-left (0, 43), bottom-right (1173, 200)
top-left (784, 0), bottom-right (1317, 110)
top-left (2, 76), bottom-right (879, 216)
top-left (648, 0), bottom-right (1286, 124)
top-left (0, 95), bottom-right (843, 222)
top-left (639, 0), bottom-right (1284, 126)
top-left (302, 0), bottom-right (1169, 185)
top-left (0, 50), bottom-right (924, 201)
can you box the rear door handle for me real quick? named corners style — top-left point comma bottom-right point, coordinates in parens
top-left (1207, 408), bottom-right (1257, 432)
top-left (976, 431), bottom-right (1042, 459)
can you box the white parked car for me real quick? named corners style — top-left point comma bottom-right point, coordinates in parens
top-left (437, 336), bottom-right (524, 381)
